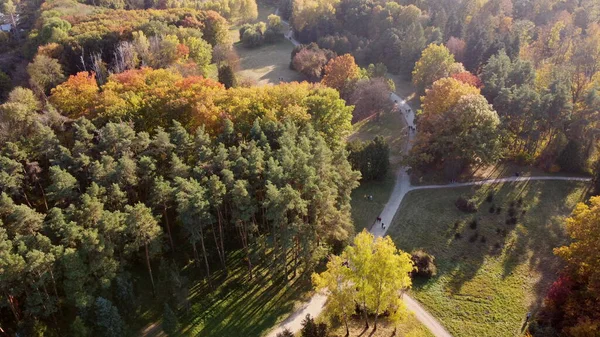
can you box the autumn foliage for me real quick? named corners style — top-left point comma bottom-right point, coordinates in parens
top-left (49, 72), bottom-right (99, 117)
top-left (49, 68), bottom-right (353, 141)
top-left (321, 54), bottom-right (359, 93)
top-left (451, 71), bottom-right (483, 88)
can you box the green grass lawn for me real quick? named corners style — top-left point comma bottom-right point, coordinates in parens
top-left (349, 107), bottom-right (408, 232)
top-left (387, 180), bottom-right (590, 337)
top-left (224, 4), bottom-right (304, 85)
top-left (136, 250), bottom-right (313, 337)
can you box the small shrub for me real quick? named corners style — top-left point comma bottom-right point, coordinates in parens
top-left (454, 232), bottom-right (462, 240)
top-left (489, 205), bottom-right (495, 213)
top-left (469, 219), bottom-right (478, 229)
top-left (510, 217), bottom-right (518, 225)
top-left (480, 236), bottom-right (486, 243)
top-left (496, 228), bottom-right (501, 234)
top-left (455, 196), bottom-right (477, 213)
top-left (453, 221), bottom-right (460, 229)
top-left (494, 242), bottom-right (501, 249)
top-left (522, 210), bottom-right (527, 215)
top-left (510, 201), bottom-right (515, 208)
top-left (508, 207), bottom-right (516, 217)
top-left (410, 250), bottom-right (437, 278)
top-left (496, 207), bottom-right (502, 214)
top-left (486, 191), bottom-right (494, 202)
top-left (469, 232), bottom-right (479, 242)
top-left (277, 329), bottom-right (294, 337)
top-left (517, 197), bottom-right (523, 206)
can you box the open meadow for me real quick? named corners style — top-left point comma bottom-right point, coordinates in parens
top-left (387, 180), bottom-right (591, 337)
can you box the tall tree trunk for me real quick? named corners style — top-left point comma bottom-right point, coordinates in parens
top-left (210, 221), bottom-right (225, 269)
top-left (238, 221), bottom-right (253, 280)
top-left (217, 208), bottom-right (226, 271)
top-left (362, 298), bottom-right (369, 329)
top-left (192, 242), bottom-right (200, 264)
top-left (145, 243), bottom-right (155, 293)
top-left (292, 236), bottom-right (299, 279)
top-left (344, 313), bottom-right (349, 337)
top-left (199, 225), bottom-right (211, 284)
top-left (163, 204), bottom-right (175, 253)
top-left (37, 182), bottom-right (48, 212)
top-left (5, 292), bottom-right (20, 322)
top-left (48, 269), bottom-right (61, 314)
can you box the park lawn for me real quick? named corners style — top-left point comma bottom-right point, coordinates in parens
top-left (327, 314), bottom-right (434, 337)
top-left (349, 109), bottom-right (408, 232)
top-left (226, 4), bottom-right (304, 85)
top-left (135, 250), bottom-right (313, 337)
top-left (234, 40), bottom-right (304, 85)
top-left (387, 180), bottom-right (590, 337)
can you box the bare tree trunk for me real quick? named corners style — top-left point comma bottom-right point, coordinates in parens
top-left (192, 242), bottom-right (200, 264)
top-left (217, 208), bottom-right (227, 271)
top-left (210, 221), bottom-right (224, 269)
top-left (37, 182), bottom-right (48, 212)
top-left (145, 243), bottom-right (155, 293)
top-left (344, 313), bottom-right (349, 337)
top-left (163, 204), bottom-right (175, 252)
top-left (5, 292), bottom-right (20, 322)
top-left (238, 221), bottom-right (253, 280)
top-left (293, 236), bottom-right (299, 279)
top-left (199, 225), bottom-right (211, 283)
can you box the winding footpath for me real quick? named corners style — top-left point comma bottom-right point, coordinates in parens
top-left (266, 12), bottom-right (591, 337)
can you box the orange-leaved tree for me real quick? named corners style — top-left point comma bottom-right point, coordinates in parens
top-left (321, 54), bottom-right (359, 96)
top-left (49, 72), bottom-right (99, 118)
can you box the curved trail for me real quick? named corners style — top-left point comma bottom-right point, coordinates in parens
top-left (266, 11), bottom-right (591, 337)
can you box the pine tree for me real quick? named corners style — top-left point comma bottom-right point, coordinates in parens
top-left (94, 297), bottom-right (125, 337)
top-left (162, 303), bottom-right (179, 336)
top-left (218, 65), bottom-right (237, 88)
top-left (124, 203), bottom-right (163, 293)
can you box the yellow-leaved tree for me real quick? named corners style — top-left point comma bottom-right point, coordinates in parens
top-left (368, 235), bottom-right (413, 330)
top-left (312, 254), bottom-right (355, 336)
top-left (314, 230), bottom-right (414, 333)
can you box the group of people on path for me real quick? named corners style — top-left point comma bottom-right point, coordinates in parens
top-left (376, 216), bottom-right (385, 230)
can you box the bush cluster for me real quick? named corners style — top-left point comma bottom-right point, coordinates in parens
top-left (410, 250), bottom-right (437, 278)
top-left (455, 196), bottom-right (477, 213)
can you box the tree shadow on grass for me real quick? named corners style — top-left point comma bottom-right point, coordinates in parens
top-left (179, 251), bottom-right (312, 337)
top-left (501, 182), bottom-right (591, 312)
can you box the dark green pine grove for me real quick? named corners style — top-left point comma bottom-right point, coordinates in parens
top-left (0, 115), bottom-right (360, 335)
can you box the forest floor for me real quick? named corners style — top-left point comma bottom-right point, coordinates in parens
top-left (386, 180), bottom-right (591, 337)
top-left (137, 250), bottom-right (314, 337)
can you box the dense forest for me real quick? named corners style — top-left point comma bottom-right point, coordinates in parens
top-left (0, 81), bottom-right (359, 335)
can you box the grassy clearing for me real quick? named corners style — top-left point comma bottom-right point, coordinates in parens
top-left (225, 5), bottom-right (304, 85)
top-left (327, 314), bottom-right (434, 337)
top-left (387, 73), bottom-right (420, 111)
top-left (387, 180), bottom-right (590, 337)
top-left (349, 108), bottom-right (408, 232)
top-left (136, 250), bottom-right (313, 337)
